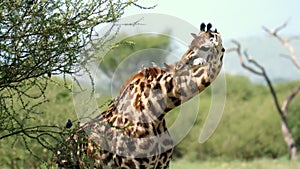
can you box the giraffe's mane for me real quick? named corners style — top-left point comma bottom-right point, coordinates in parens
top-left (120, 72), bottom-right (144, 94)
top-left (119, 66), bottom-right (166, 94)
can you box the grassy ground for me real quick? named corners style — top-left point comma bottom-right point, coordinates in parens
top-left (1, 76), bottom-right (300, 168)
top-left (170, 158), bottom-right (300, 169)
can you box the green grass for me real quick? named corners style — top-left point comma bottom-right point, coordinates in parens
top-left (0, 79), bottom-right (77, 169)
top-left (171, 158), bottom-right (300, 169)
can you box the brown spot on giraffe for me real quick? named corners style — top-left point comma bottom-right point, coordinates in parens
top-left (56, 23), bottom-right (225, 169)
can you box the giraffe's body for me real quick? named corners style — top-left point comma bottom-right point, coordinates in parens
top-left (56, 23), bottom-right (225, 169)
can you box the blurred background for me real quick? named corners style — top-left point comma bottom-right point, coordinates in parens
top-left (1, 0), bottom-right (300, 168)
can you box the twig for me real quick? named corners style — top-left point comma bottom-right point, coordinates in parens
top-left (230, 40), bottom-right (263, 75)
top-left (229, 41), bottom-right (287, 121)
top-left (229, 39), bottom-right (298, 160)
top-left (263, 21), bottom-right (300, 69)
top-left (281, 83), bottom-right (300, 116)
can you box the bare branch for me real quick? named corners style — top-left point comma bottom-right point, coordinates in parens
top-left (230, 39), bottom-right (297, 160)
top-left (281, 83), bottom-right (300, 116)
top-left (230, 40), bottom-right (263, 75)
top-left (263, 21), bottom-right (300, 69)
top-left (230, 40), bottom-right (282, 117)
top-left (262, 20), bottom-right (289, 36)
top-left (244, 50), bottom-right (265, 71)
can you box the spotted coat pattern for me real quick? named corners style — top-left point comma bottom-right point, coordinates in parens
top-left (56, 23), bottom-right (225, 169)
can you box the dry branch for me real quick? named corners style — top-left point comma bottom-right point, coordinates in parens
top-left (229, 39), bottom-right (297, 160)
top-left (231, 40), bottom-right (263, 75)
top-left (282, 83), bottom-right (300, 116)
top-left (264, 21), bottom-right (300, 160)
top-left (263, 21), bottom-right (300, 69)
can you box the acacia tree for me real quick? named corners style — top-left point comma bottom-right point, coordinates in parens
top-left (0, 0), bottom-right (152, 166)
top-left (229, 22), bottom-right (300, 160)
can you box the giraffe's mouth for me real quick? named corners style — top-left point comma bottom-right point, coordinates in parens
top-left (193, 57), bottom-right (206, 66)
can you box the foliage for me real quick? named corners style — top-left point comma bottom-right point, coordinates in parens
top-left (99, 33), bottom-right (172, 76)
top-left (95, 33), bottom-right (172, 93)
top-left (1, 2), bottom-right (299, 166)
top-left (1, 75), bottom-right (300, 168)
top-left (170, 75), bottom-right (300, 161)
top-left (0, 78), bottom-right (76, 168)
top-left (170, 158), bottom-right (300, 169)
top-left (0, 0), bottom-right (151, 167)
top-left (0, 0), bottom-right (141, 85)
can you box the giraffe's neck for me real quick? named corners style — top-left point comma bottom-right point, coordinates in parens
top-left (167, 57), bottom-right (222, 108)
top-left (114, 55), bottom-right (222, 127)
top-left (169, 46), bottom-right (223, 101)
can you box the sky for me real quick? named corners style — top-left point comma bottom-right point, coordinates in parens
top-left (91, 0), bottom-right (300, 83)
top-left (124, 0), bottom-right (300, 40)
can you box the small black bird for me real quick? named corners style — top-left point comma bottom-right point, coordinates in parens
top-left (65, 119), bottom-right (72, 128)
top-left (26, 0), bottom-right (36, 8)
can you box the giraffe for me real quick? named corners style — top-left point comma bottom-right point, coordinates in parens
top-left (55, 23), bottom-right (225, 169)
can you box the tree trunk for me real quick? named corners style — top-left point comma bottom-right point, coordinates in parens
top-left (281, 120), bottom-right (297, 160)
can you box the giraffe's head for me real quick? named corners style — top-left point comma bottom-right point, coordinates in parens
top-left (176, 23), bottom-right (225, 76)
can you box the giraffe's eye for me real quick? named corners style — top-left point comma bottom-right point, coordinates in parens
top-left (199, 46), bottom-right (210, 51)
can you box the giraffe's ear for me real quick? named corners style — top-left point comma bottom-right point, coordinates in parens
top-left (191, 33), bottom-right (197, 39)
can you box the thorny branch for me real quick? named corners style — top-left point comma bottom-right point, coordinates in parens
top-left (0, 0), bottom-right (153, 166)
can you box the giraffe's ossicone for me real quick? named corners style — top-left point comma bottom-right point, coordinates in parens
top-left (55, 23), bottom-right (225, 169)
